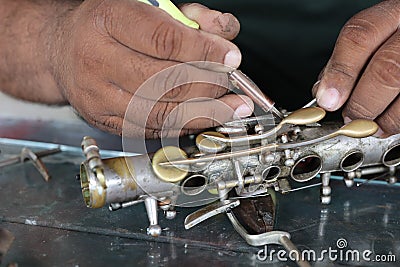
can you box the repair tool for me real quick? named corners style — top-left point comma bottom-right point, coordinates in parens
top-left (228, 70), bottom-right (284, 119)
top-left (227, 212), bottom-right (311, 267)
top-left (0, 147), bottom-right (61, 181)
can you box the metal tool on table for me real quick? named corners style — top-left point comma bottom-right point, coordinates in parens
top-left (225, 191), bottom-right (311, 266)
top-left (227, 212), bottom-right (311, 267)
top-left (0, 147), bottom-right (61, 181)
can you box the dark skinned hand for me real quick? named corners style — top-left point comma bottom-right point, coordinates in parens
top-left (314, 0), bottom-right (400, 137)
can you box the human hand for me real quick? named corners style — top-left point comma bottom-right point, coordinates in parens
top-left (50, 1), bottom-right (253, 137)
top-left (314, 0), bottom-right (400, 137)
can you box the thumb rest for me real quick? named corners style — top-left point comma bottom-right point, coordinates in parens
top-left (79, 107), bottom-right (400, 248)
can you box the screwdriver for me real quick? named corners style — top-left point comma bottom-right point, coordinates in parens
top-left (138, 0), bottom-right (284, 119)
top-left (228, 69), bottom-right (284, 119)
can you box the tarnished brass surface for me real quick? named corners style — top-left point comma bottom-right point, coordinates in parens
top-left (105, 158), bottom-right (134, 183)
top-left (104, 157), bottom-right (137, 191)
top-left (152, 146), bottom-right (188, 183)
top-left (337, 119), bottom-right (378, 138)
top-left (196, 131), bottom-right (226, 153)
top-left (81, 136), bottom-right (106, 189)
top-left (282, 107), bottom-right (326, 125)
top-left (80, 163), bottom-right (106, 209)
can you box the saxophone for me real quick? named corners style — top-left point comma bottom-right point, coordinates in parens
top-left (79, 106), bottom-right (400, 249)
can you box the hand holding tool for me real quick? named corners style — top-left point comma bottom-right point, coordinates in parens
top-left (138, 0), bottom-right (284, 119)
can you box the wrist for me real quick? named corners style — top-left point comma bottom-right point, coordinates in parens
top-left (42, 1), bottom-right (82, 103)
top-left (0, 0), bottom-right (81, 104)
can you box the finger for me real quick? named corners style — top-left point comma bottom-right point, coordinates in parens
top-left (316, 0), bottom-right (400, 111)
top-left (99, 0), bottom-right (241, 68)
top-left (174, 94), bottom-right (254, 130)
top-left (123, 120), bottom-right (199, 139)
top-left (342, 30), bottom-right (400, 122)
top-left (375, 96), bottom-right (400, 136)
top-left (124, 94), bottom-right (254, 130)
top-left (179, 3), bottom-right (240, 40)
top-left (104, 42), bottom-right (229, 101)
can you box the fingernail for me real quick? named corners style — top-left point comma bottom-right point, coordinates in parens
top-left (218, 13), bottom-right (231, 27)
top-left (233, 103), bottom-right (253, 118)
top-left (316, 88), bottom-right (340, 110)
top-left (343, 116), bottom-right (352, 124)
top-left (224, 50), bottom-right (241, 68)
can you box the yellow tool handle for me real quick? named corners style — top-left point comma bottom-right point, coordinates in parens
top-left (137, 0), bottom-right (200, 29)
